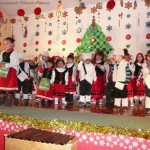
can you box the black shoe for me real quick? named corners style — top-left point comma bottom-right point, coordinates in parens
top-left (78, 101), bottom-right (85, 107)
top-left (86, 101), bottom-right (91, 107)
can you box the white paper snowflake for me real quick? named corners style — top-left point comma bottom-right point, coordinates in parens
top-left (82, 134), bottom-right (87, 140)
top-left (141, 144), bottom-right (147, 149)
top-left (132, 141), bottom-right (139, 147)
top-left (62, 30), bottom-right (67, 35)
top-left (76, 27), bottom-right (82, 33)
top-left (125, 23), bottom-right (132, 30)
top-left (106, 25), bottom-right (112, 31)
top-left (125, 139), bottom-right (130, 144)
top-left (99, 140), bottom-right (105, 146)
top-left (76, 132), bottom-right (80, 137)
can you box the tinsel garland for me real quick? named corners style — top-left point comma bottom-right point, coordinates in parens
top-left (0, 113), bottom-right (150, 139)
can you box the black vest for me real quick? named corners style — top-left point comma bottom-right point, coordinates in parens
top-left (54, 68), bottom-right (67, 84)
top-left (95, 61), bottom-right (105, 76)
top-left (2, 51), bottom-right (14, 63)
top-left (66, 65), bottom-right (74, 77)
top-left (42, 68), bottom-right (53, 80)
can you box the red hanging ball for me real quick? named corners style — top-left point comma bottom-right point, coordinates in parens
top-left (34, 7), bottom-right (42, 15)
top-left (106, 36), bottom-right (112, 41)
top-left (48, 40), bottom-right (52, 45)
top-left (107, 0), bottom-right (116, 11)
top-left (62, 40), bottom-right (66, 45)
top-left (126, 34), bottom-right (131, 40)
top-left (17, 9), bottom-right (25, 16)
top-left (0, 11), bottom-right (3, 18)
top-left (146, 33), bottom-right (150, 39)
top-left (76, 38), bottom-right (81, 43)
top-left (23, 43), bottom-right (27, 47)
top-left (35, 41), bottom-right (39, 45)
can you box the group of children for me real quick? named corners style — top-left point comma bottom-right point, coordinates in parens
top-left (0, 37), bottom-right (150, 115)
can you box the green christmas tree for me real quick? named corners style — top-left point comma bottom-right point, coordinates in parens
top-left (75, 19), bottom-right (113, 56)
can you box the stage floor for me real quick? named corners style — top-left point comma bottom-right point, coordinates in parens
top-left (0, 104), bottom-right (150, 131)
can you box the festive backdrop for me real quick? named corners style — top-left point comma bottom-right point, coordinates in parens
top-left (0, 0), bottom-right (150, 59)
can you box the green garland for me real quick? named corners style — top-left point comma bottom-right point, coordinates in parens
top-left (0, 113), bottom-right (150, 139)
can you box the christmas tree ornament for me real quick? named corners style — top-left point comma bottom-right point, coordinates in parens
top-left (76, 27), bottom-right (82, 33)
top-left (35, 48), bottom-right (39, 52)
top-left (146, 43), bottom-right (150, 47)
top-left (56, 0), bottom-right (62, 18)
top-left (96, 3), bottom-right (102, 9)
top-left (62, 30), bottom-right (67, 35)
top-left (120, 0), bottom-right (124, 7)
top-left (35, 41), bottom-right (39, 45)
top-left (125, 1), bottom-right (132, 9)
top-left (23, 43), bottom-right (27, 47)
top-left (127, 14), bottom-right (131, 18)
top-left (23, 50), bottom-right (26, 53)
top-left (106, 0), bottom-right (116, 11)
top-left (79, 0), bottom-right (86, 10)
top-left (133, 0), bottom-right (137, 10)
top-left (76, 38), bottom-right (82, 43)
top-left (49, 23), bottom-right (52, 26)
top-left (126, 34), bottom-right (131, 40)
top-left (48, 30), bottom-right (53, 36)
top-left (48, 12), bottom-right (54, 19)
top-left (125, 23), bottom-right (132, 30)
top-left (146, 21), bottom-right (150, 28)
top-left (62, 48), bottom-right (66, 51)
top-left (17, 9), bottom-right (25, 17)
top-left (126, 44), bottom-right (131, 48)
top-left (0, 32), bottom-right (2, 37)
top-left (48, 48), bottom-right (51, 51)
top-left (146, 33), bottom-right (150, 39)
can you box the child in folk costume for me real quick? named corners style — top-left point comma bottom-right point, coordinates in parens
top-left (134, 53), bottom-right (145, 105)
top-left (36, 59), bottom-right (54, 102)
top-left (0, 37), bottom-right (19, 106)
top-left (137, 50), bottom-right (150, 114)
top-left (105, 52), bottom-right (115, 107)
top-left (15, 53), bottom-right (38, 106)
top-left (65, 53), bottom-right (77, 105)
top-left (91, 50), bottom-right (106, 104)
top-left (78, 53), bottom-right (97, 107)
top-left (51, 58), bottom-right (68, 105)
top-left (112, 49), bottom-right (130, 112)
top-left (124, 50), bottom-right (135, 107)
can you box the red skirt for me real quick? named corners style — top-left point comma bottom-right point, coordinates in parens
top-left (0, 68), bottom-right (18, 91)
top-left (91, 75), bottom-right (105, 99)
top-left (127, 78), bottom-right (134, 98)
top-left (133, 78), bottom-right (145, 96)
top-left (54, 83), bottom-right (65, 98)
top-left (37, 85), bottom-right (54, 100)
top-left (65, 76), bottom-right (76, 93)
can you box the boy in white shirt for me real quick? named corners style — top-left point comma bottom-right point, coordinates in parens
top-left (78, 53), bottom-right (97, 107)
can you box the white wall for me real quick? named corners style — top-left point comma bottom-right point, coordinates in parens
top-left (1, 0), bottom-right (150, 60)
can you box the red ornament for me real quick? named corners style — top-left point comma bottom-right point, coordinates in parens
top-left (76, 38), bottom-right (81, 43)
top-left (17, 9), bottom-right (25, 16)
top-left (62, 40), bottom-right (66, 45)
top-left (146, 33), bottom-right (150, 39)
top-left (34, 7), bottom-right (42, 15)
top-left (91, 38), bottom-right (96, 43)
top-left (107, 0), bottom-right (116, 11)
top-left (106, 36), bottom-right (112, 41)
top-left (23, 43), bottom-right (27, 47)
top-left (48, 40), bottom-right (52, 45)
top-left (126, 34), bottom-right (131, 40)
top-left (0, 11), bottom-right (3, 18)
top-left (35, 41), bottom-right (39, 45)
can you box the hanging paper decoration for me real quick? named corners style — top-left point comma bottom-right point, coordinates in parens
top-left (62, 48), bottom-right (66, 51)
top-left (127, 14), bottom-right (131, 18)
top-left (108, 17), bottom-right (111, 20)
top-left (34, 7), bottom-right (41, 15)
top-left (74, 7), bottom-right (82, 15)
top-left (146, 21), bottom-right (150, 28)
top-left (106, 0), bottom-right (116, 11)
top-left (120, 0), bottom-right (124, 7)
top-left (48, 48), bottom-right (51, 51)
top-left (12, 26), bottom-right (14, 39)
top-left (91, 7), bottom-right (97, 14)
top-left (10, 18), bottom-right (16, 24)
top-left (48, 40), bottom-right (52, 45)
top-left (147, 12), bottom-right (150, 18)
top-left (76, 27), bottom-right (82, 33)
top-left (62, 11), bottom-right (68, 18)
top-left (125, 1), bottom-right (132, 9)
top-left (24, 16), bottom-right (29, 22)
top-left (48, 30), bottom-right (53, 36)
top-left (126, 34), bottom-right (131, 40)
top-left (62, 30), bottom-right (67, 35)
top-left (146, 43), bottom-right (150, 47)
top-left (106, 25), bottom-right (112, 31)
top-left (23, 43), bottom-right (27, 47)
top-left (76, 38), bottom-right (81, 43)
top-left (48, 12), bottom-right (54, 19)
top-left (91, 38), bottom-right (96, 43)
top-left (23, 26), bottom-right (28, 38)
top-left (79, 0), bottom-right (86, 10)
top-left (17, 9), bottom-right (25, 17)
top-left (62, 40), bottom-right (66, 45)
top-left (146, 33), bottom-right (150, 39)
top-left (35, 41), bottom-right (39, 45)
top-left (125, 23), bottom-right (132, 30)
top-left (35, 31), bottom-right (40, 36)
top-left (96, 3), bottom-right (102, 9)
top-left (0, 11), bottom-right (3, 18)
top-left (126, 44), bottom-right (131, 48)
top-left (23, 50), bottom-right (26, 53)
top-left (133, 0), bottom-right (137, 10)
top-left (106, 36), bottom-right (112, 42)
top-left (118, 12), bottom-right (123, 27)
top-left (74, 0), bottom-right (86, 15)
top-left (35, 48), bottom-right (39, 52)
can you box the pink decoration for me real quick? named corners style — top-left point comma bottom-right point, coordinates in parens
top-left (34, 7), bottom-right (41, 15)
top-left (48, 40), bottom-right (52, 45)
top-left (62, 40), bottom-right (66, 45)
